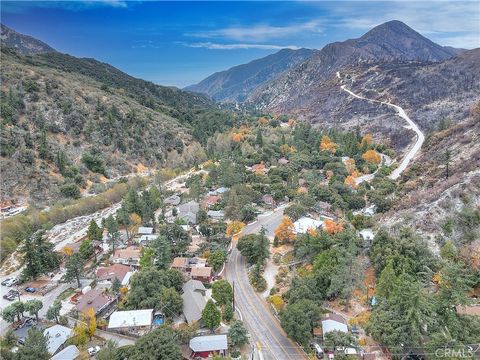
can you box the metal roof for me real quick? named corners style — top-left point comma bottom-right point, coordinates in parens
top-left (44, 325), bottom-right (72, 355)
top-left (189, 334), bottom-right (228, 352)
top-left (108, 309), bottom-right (153, 329)
top-left (51, 345), bottom-right (79, 360)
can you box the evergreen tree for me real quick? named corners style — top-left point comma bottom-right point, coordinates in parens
top-left (16, 328), bottom-right (49, 360)
top-left (256, 128), bottom-right (263, 147)
top-left (46, 300), bottom-right (62, 323)
top-left (21, 231), bottom-right (60, 281)
top-left (63, 252), bottom-right (85, 288)
top-left (228, 320), bottom-right (249, 348)
top-left (105, 215), bottom-right (119, 255)
top-left (202, 300), bottom-right (221, 331)
top-left (212, 280), bottom-right (233, 305)
top-left (152, 236), bottom-right (172, 270)
top-left (87, 220), bottom-right (103, 241)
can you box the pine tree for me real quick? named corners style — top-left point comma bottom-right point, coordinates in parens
top-left (202, 300), bottom-right (221, 331)
top-left (256, 128), bottom-right (263, 147)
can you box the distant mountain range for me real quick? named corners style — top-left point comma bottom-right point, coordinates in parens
top-left (188, 20), bottom-right (465, 105)
top-left (185, 48), bottom-right (315, 102)
top-left (0, 24), bottom-right (56, 54)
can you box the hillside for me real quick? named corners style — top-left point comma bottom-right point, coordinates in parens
top-left (382, 102), bottom-right (480, 255)
top-left (247, 21), bottom-right (464, 120)
top-left (185, 48), bottom-right (315, 102)
top-left (0, 24), bottom-right (56, 54)
top-left (0, 45), bottom-right (237, 205)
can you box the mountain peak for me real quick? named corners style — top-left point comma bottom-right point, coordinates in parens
top-left (1, 23), bottom-right (56, 54)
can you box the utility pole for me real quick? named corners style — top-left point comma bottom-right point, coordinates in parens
top-left (232, 280), bottom-right (235, 312)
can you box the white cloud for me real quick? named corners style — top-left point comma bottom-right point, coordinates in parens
top-left (188, 20), bottom-right (323, 42)
top-left (181, 42), bottom-right (301, 50)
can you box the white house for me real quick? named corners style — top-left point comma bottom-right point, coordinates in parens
top-left (359, 229), bottom-right (375, 241)
top-left (51, 345), bottom-right (79, 360)
top-left (294, 216), bottom-right (323, 234)
top-left (108, 309), bottom-right (154, 330)
top-left (322, 313), bottom-right (348, 337)
top-left (190, 335), bottom-right (228, 358)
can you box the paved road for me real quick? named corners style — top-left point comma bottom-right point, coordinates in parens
top-left (226, 205), bottom-right (307, 360)
top-left (243, 205), bottom-right (287, 238)
top-left (338, 72), bottom-right (425, 180)
top-left (227, 247), bottom-right (306, 360)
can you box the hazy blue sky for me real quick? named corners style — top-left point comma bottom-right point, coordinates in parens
top-left (2, 1), bottom-right (479, 87)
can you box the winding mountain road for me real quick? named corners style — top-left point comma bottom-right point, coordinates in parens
top-left (337, 71), bottom-right (425, 180)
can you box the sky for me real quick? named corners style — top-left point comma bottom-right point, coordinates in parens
top-left (1, 1), bottom-right (479, 87)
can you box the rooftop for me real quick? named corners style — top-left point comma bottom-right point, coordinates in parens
top-left (191, 266), bottom-right (212, 278)
top-left (190, 334), bottom-right (228, 352)
top-left (182, 280), bottom-right (207, 324)
top-left (294, 217), bottom-right (323, 234)
top-left (51, 345), bottom-right (79, 360)
top-left (75, 289), bottom-right (114, 314)
top-left (96, 264), bottom-right (131, 282)
top-left (137, 226), bottom-right (154, 235)
top-left (44, 324), bottom-right (72, 355)
top-left (108, 309), bottom-right (153, 329)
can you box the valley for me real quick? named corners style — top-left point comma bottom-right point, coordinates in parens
top-left (1, 13), bottom-right (479, 360)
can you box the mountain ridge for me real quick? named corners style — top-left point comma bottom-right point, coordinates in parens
top-left (185, 47), bottom-right (315, 102)
top-left (0, 23), bottom-right (56, 54)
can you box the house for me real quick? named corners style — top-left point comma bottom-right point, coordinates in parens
top-left (182, 280), bottom-right (209, 324)
top-left (294, 217), bottom-right (323, 234)
top-left (178, 200), bottom-right (200, 224)
top-left (137, 227), bottom-right (154, 235)
top-left (75, 289), bottom-right (116, 316)
top-left (203, 195), bottom-right (220, 208)
top-left (108, 309), bottom-right (154, 331)
top-left (111, 246), bottom-right (141, 267)
top-left (43, 325), bottom-right (72, 355)
top-left (208, 187), bottom-right (229, 196)
top-left (172, 257), bottom-right (207, 274)
top-left (51, 345), bottom-right (79, 360)
top-left (251, 162), bottom-right (267, 175)
top-left (138, 234), bottom-right (157, 246)
top-left (262, 194), bottom-right (276, 208)
top-left (322, 313), bottom-right (348, 337)
top-left (191, 266), bottom-right (213, 283)
top-left (188, 235), bottom-right (205, 254)
top-left (207, 210), bottom-right (225, 220)
top-left (164, 194), bottom-right (181, 206)
top-left (96, 264), bottom-right (134, 289)
top-left (171, 257), bottom-right (188, 272)
top-left (189, 334), bottom-right (228, 358)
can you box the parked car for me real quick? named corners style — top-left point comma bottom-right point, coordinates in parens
top-left (88, 346), bottom-right (101, 356)
top-left (21, 317), bottom-right (36, 328)
top-left (2, 277), bottom-right (19, 287)
top-left (351, 325), bottom-right (360, 335)
top-left (24, 287), bottom-right (36, 293)
top-left (17, 338), bottom-right (25, 345)
top-left (3, 289), bottom-right (20, 301)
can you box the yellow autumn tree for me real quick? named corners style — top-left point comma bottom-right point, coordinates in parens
top-left (129, 213), bottom-right (142, 236)
top-left (226, 221), bottom-right (245, 236)
top-left (62, 246), bottom-right (74, 257)
top-left (320, 135), bottom-right (338, 153)
top-left (324, 219), bottom-right (344, 234)
top-left (269, 294), bottom-right (285, 311)
top-left (280, 144), bottom-right (296, 155)
top-left (345, 158), bottom-right (356, 174)
top-left (85, 307), bottom-right (97, 339)
top-left (362, 149), bottom-right (381, 164)
top-left (274, 216), bottom-right (296, 244)
top-left (360, 134), bottom-right (373, 148)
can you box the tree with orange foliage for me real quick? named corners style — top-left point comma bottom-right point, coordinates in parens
top-left (274, 216), bottom-right (296, 244)
top-left (362, 149), bottom-right (381, 164)
top-left (320, 135), bottom-right (338, 153)
top-left (62, 246), bottom-right (74, 257)
top-left (287, 118), bottom-right (296, 126)
top-left (226, 221), bottom-right (245, 236)
top-left (323, 219), bottom-right (344, 234)
top-left (344, 175), bottom-right (357, 189)
top-left (231, 133), bottom-right (243, 143)
top-left (258, 117), bottom-right (268, 125)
